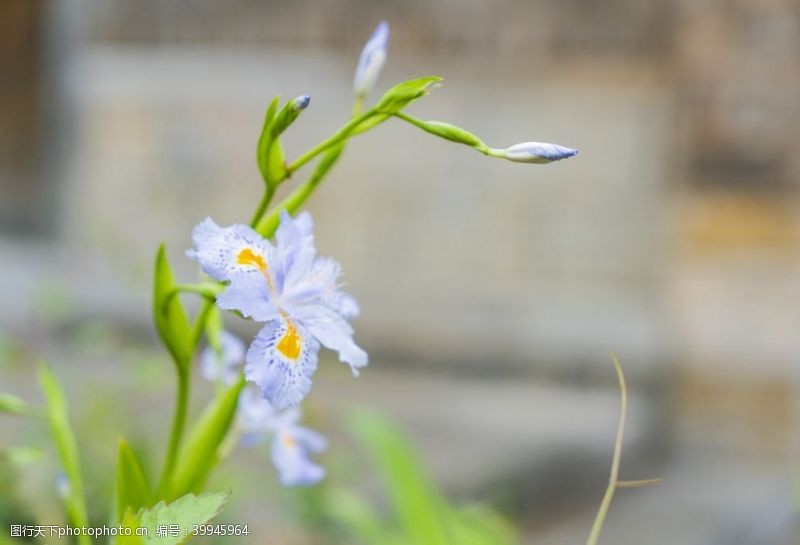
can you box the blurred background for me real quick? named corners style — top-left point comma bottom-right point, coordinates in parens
top-left (1, 0), bottom-right (799, 543)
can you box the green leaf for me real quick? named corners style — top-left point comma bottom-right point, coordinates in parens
top-left (0, 393), bottom-right (44, 419)
top-left (4, 446), bottom-right (44, 468)
top-left (447, 505), bottom-right (517, 545)
top-left (169, 378), bottom-right (245, 498)
top-left (38, 365), bottom-right (90, 544)
top-left (137, 491), bottom-right (229, 545)
top-left (322, 488), bottom-right (389, 544)
top-left (116, 438), bottom-right (153, 520)
top-left (153, 245), bottom-right (192, 370)
top-left (375, 77), bottom-right (443, 115)
top-left (117, 510), bottom-right (145, 545)
top-left (348, 409), bottom-right (451, 545)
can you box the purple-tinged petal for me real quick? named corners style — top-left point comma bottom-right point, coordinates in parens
top-left (499, 142), bottom-right (578, 164)
top-left (187, 218), bottom-right (274, 281)
top-left (245, 319), bottom-right (320, 409)
top-left (353, 21), bottom-right (390, 95)
top-left (217, 272), bottom-right (279, 322)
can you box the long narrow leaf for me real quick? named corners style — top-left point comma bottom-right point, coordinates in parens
top-left (348, 409), bottom-right (450, 545)
top-left (0, 393), bottom-right (44, 419)
top-left (38, 365), bottom-right (90, 545)
top-left (116, 437), bottom-right (153, 520)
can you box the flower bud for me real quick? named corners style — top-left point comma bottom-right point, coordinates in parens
top-left (496, 142), bottom-right (578, 164)
top-left (292, 94), bottom-right (311, 111)
top-left (414, 120), bottom-right (484, 148)
top-left (272, 95), bottom-right (311, 137)
top-left (353, 21), bottom-right (390, 96)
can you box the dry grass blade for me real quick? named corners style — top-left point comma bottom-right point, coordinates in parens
top-left (585, 354), bottom-right (661, 545)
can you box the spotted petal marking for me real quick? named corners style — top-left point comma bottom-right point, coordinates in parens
top-left (245, 318), bottom-right (319, 410)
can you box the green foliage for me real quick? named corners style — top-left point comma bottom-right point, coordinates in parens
top-left (116, 438), bottom-right (153, 520)
top-left (134, 491), bottom-right (230, 545)
top-left (375, 77), bottom-right (443, 114)
top-left (326, 409), bottom-right (518, 545)
top-left (117, 510), bottom-right (145, 545)
top-left (38, 365), bottom-right (90, 545)
top-left (153, 245), bottom-right (193, 370)
top-left (168, 378), bottom-right (245, 499)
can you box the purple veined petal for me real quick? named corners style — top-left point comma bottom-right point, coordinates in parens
top-left (270, 430), bottom-right (326, 487)
top-left (216, 272), bottom-right (279, 322)
top-left (282, 256), bottom-right (341, 306)
top-left (245, 319), bottom-right (320, 410)
top-left (326, 290), bottom-right (360, 319)
top-left (199, 330), bottom-right (245, 385)
top-left (353, 21), bottom-right (390, 95)
top-left (187, 218), bottom-right (275, 281)
top-left (500, 142), bottom-right (578, 164)
top-left (299, 304), bottom-right (368, 375)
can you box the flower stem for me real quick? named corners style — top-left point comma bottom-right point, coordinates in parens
top-left (285, 108), bottom-right (376, 175)
top-left (256, 145), bottom-right (344, 236)
top-left (157, 367), bottom-right (189, 498)
top-left (250, 185), bottom-right (276, 227)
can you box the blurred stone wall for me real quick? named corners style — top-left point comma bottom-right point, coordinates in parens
top-left (2, 0), bottom-right (799, 385)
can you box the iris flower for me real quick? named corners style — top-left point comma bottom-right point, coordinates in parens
top-left (238, 387), bottom-right (327, 487)
top-left (188, 212), bottom-right (366, 409)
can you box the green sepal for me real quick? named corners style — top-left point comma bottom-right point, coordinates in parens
top-left (115, 437), bottom-right (153, 520)
top-left (376, 77), bottom-right (443, 115)
top-left (153, 244), bottom-right (193, 370)
top-left (168, 377), bottom-right (245, 499)
top-left (38, 365), bottom-right (90, 540)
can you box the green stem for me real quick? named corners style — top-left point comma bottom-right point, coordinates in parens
top-left (162, 283), bottom-right (222, 314)
top-left (250, 185), bottom-right (276, 227)
top-left (352, 93), bottom-right (366, 117)
top-left (285, 108), bottom-right (376, 175)
top-left (256, 145), bottom-right (344, 236)
top-left (157, 367), bottom-right (189, 498)
top-left (392, 111), bottom-right (428, 131)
